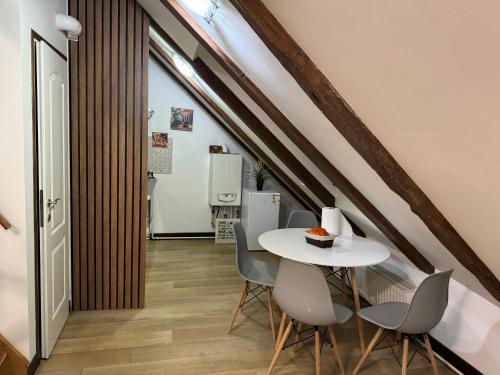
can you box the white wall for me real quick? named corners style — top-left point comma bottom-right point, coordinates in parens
top-left (148, 58), bottom-right (302, 234)
top-left (0, 0), bottom-right (67, 360)
top-left (0, 0), bottom-right (31, 359)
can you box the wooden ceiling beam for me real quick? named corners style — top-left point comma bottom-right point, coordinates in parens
top-left (159, 0), bottom-right (434, 273)
top-left (229, 0), bottom-right (500, 301)
top-left (149, 40), bottom-right (322, 216)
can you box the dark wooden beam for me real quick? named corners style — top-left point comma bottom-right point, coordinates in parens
top-left (0, 214), bottom-right (12, 230)
top-left (159, 0), bottom-right (434, 273)
top-left (149, 41), bottom-right (322, 216)
top-left (229, 0), bottom-right (500, 301)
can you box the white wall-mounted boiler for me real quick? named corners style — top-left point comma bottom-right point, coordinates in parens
top-left (208, 153), bottom-right (243, 206)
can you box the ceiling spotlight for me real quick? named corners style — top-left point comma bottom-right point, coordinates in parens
top-left (182, 0), bottom-right (219, 24)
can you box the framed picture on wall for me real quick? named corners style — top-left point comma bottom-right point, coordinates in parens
top-left (170, 107), bottom-right (194, 132)
top-left (152, 132), bottom-right (168, 148)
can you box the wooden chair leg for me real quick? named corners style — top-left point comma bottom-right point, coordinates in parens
top-left (353, 327), bottom-right (384, 375)
top-left (228, 282), bottom-right (248, 334)
top-left (275, 311), bottom-right (287, 350)
top-left (327, 325), bottom-right (344, 375)
top-left (423, 333), bottom-right (440, 375)
top-left (402, 337), bottom-right (409, 375)
top-left (266, 287), bottom-right (277, 341)
top-left (293, 322), bottom-right (303, 352)
top-left (267, 320), bottom-right (294, 375)
top-left (240, 283), bottom-right (249, 312)
top-left (314, 327), bottom-right (321, 375)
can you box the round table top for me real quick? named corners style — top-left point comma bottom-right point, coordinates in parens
top-left (258, 228), bottom-right (390, 268)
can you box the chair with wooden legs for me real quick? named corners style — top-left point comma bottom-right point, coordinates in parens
top-left (353, 269), bottom-right (453, 375)
top-left (228, 223), bottom-right (278, 341)
top-left (286, 209), bottom-right (319, 229)
top-left (268, 258), bottom-right (352, 375)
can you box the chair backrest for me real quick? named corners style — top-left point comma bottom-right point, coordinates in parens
top-left (232, 222), bottom-right (253, 280)
top-left (399, 269), bottom-right (453, 334)
top-left (286, 210), bottom-right (319, 228)
top-left (273, 258), bottom-right (336, 326)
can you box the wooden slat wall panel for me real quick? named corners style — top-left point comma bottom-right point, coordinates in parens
top-left (69, 0), bottom-right (149, 311)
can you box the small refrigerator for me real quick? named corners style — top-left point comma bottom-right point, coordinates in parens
top-left (241, 189), bottom-right (280, 251)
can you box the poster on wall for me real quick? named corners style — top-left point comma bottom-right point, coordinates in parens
top-left (148, 135), bottom-right (173, 174)
top-left (170, 107), bottom-right (194, 132)
top-left (152, 132), bottom-right (168, 148)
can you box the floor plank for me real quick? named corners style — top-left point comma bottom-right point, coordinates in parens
top-left (37, 239), bottom-right (455, 374)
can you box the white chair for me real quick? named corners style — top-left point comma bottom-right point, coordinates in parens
top-left (228, 223), bottom-right (279, 341)
top-left (353, 270), bottom-right (453, 375)
top-left (268, 258), bottom-right (352, 375)
top-left (286, 209), bottom-right (319, 228)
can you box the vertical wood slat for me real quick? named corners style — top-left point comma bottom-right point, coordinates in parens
top-left (86, 0), bottom-right (96, 311)
top-left (132, 2), bottom-right (142, 308)
top-left (70, 0), bottom-right (149, 311)
top-left (78, 0), bottom-right (88, 311)
top-left (101, 0), bottom-right (111, 310)
top-left (69, 0), bottom-right (80, 311)
top-left (139, 12), bottom-right (150, 308)
top-left (124, 0), bottom-right (135, 308)
top-left (109, 0), bottom-right (119, 310)
top-left (94, 0), bottom-right (103, 310)
top-left (117, 0), bottom-right (127, 309)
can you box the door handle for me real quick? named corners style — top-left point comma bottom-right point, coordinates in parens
top-left (47, 198), bottom-right (61, 209)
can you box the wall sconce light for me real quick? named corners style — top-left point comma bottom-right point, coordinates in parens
top-left (148, 108), bottom-right (155, 120)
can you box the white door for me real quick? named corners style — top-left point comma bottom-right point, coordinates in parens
top-left (38, 41), bottom-right (70, 358)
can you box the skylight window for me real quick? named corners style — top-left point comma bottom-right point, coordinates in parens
top-left (181, 0), bottom-right (218, 24)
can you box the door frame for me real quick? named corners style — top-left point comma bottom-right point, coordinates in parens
top-left (30, 30), bottom-right (68, 373)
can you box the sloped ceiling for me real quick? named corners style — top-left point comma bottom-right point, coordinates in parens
top-left (260, 0), bottom-right (500, 277)
top-left (259, 0), bottom-right (500, 291)
top-left (139, 0), bottom-right (499, 305)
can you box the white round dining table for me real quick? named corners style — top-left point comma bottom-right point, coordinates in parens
top-left (258, 228), bottom-right (390, 268)
top-left (258, 228), bottom-right (390, 354)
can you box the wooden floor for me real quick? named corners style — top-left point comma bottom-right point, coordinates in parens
top-left (37, 240), bottom-right (455, 374)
